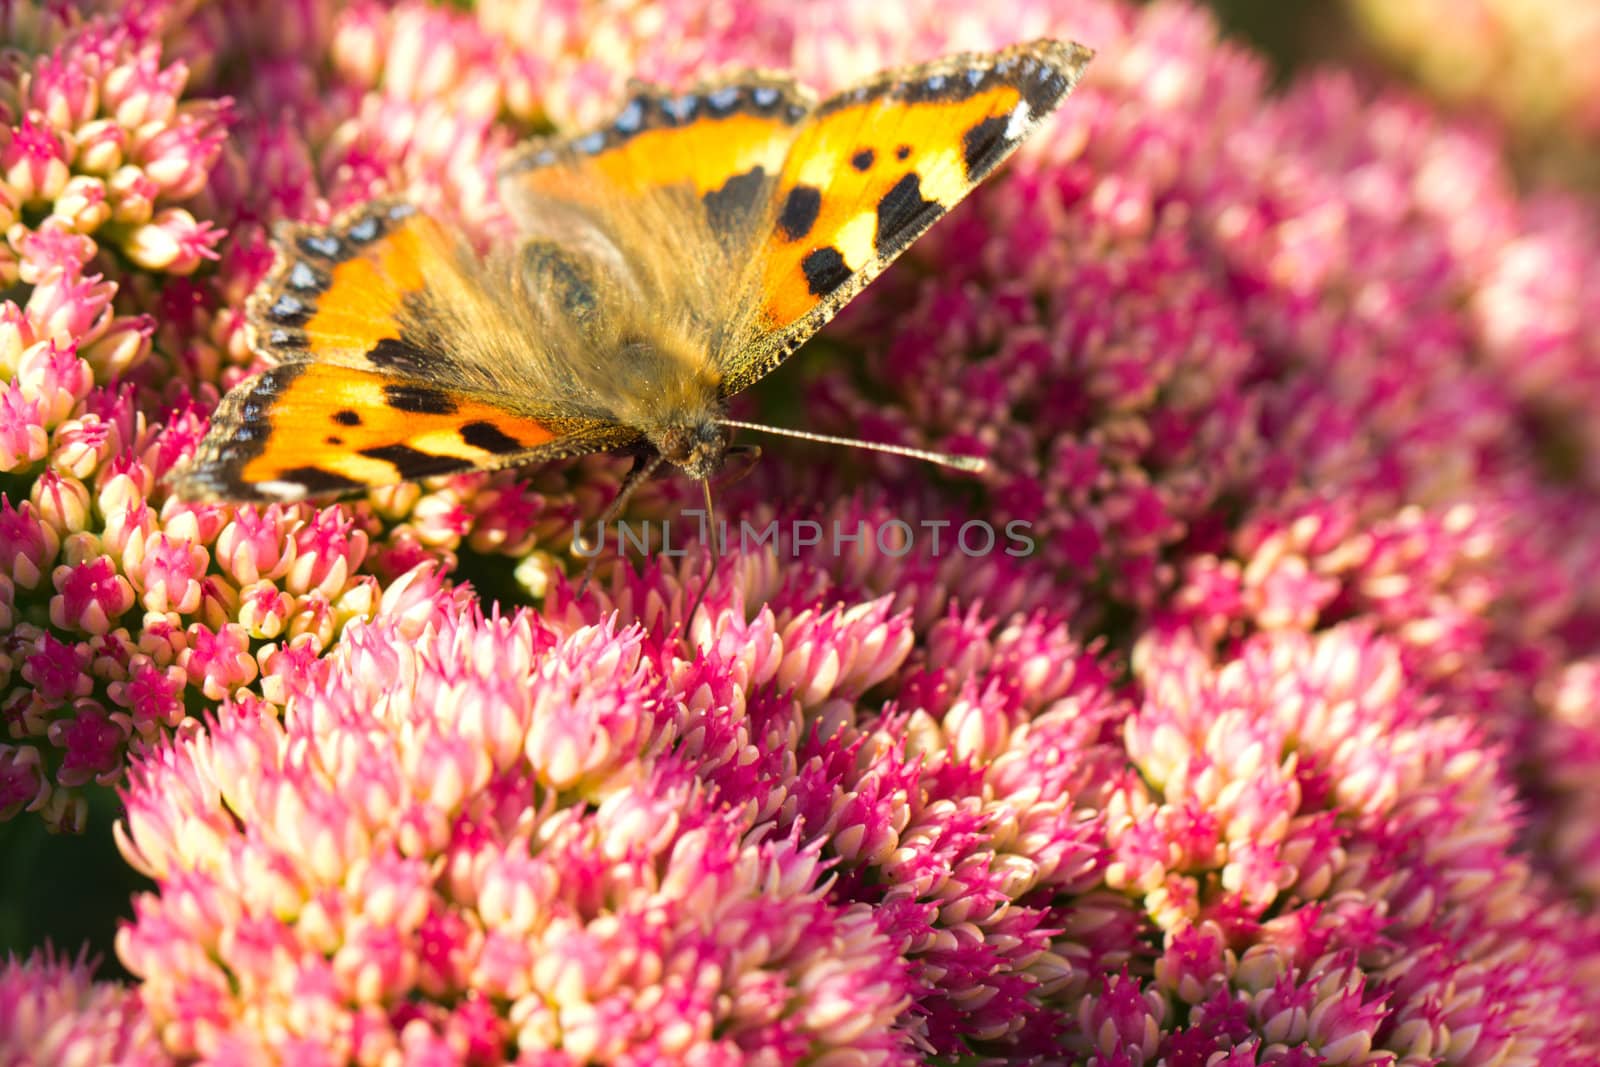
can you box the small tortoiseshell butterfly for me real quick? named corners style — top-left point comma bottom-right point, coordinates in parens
top-left (174, 40), bottom-right (1093, 505)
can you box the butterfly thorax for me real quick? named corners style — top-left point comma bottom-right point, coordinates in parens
top-left (591, 330), bottom-right (733, 478)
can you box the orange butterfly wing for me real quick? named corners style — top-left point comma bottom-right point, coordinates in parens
top-left (176, 200), bottom-right (634, 502)
top-left (719, 39), bottom-right (1093, 396)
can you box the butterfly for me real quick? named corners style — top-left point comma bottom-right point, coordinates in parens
top-left (173, 39), bottom-right (1093, 508)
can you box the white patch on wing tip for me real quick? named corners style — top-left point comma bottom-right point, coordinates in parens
top-left (256, 480), bottom-right (308, 502)
top-left (1004, 101), bottom-right (1032, 141)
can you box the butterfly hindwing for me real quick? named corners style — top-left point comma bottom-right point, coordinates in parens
top-left (182, 199), bottom-right (639, 502)
top-left (719, 38), bottom-right (1094, 396)
top-left (175, 361), bottom-right (636, 502)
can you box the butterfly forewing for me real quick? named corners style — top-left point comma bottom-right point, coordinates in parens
top-left (719, 39), bottom-right (1094, 397)
top-left (499, 73), bottom-right (815, 251)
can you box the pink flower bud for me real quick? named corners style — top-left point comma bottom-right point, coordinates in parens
top-left (330, 4), bottom-right (387, 86)
top-left (126, 531), bottom-right (209, 615)
top-left (27, 49), bottom-right (100, 129)
top-left (71, 118), bottom-right (125, 174)
top-left (31, 470), bottom-right (92, 535)
top-left (1078, 970), bottom-right (1165, 1061)
top-left (0, 745), bottom-right (48, 820)
top-left (0, 384), bottom-right (49, 470)
top-left (0, 496), bottom-right (59, 588)
top-left (105, 164), bottom-right (157, 225)
top-left (285, 506), bottom-right (368, 598)
top-left (48, 414), bottom-right (122, 479)
top-left (287, 593), bottom-right (336, 648)
top-left (131, 99), bottom-right (230, 201)
top-left (49, 174), bottom-right (112, 233)
top-left (15, 341), bottom-right (93, 425)
top-left (178, 622), bottom-right (257, 700)
top-left (194, 573), bottom-right (241, 633)
top-left (100, 46), bottom-right (186, 129)
top-left (120, 207), bottom-right (224, 274)
top-left (106, 656), bottom-right (187, 735)
top-left (59, 530), bottom-right (103, 567)
top-left (47, 697), bottom-right (129, 788)
top-left (134, 609), bottom-right (188, 666)
top-left (237, 579), bottom-right (294, 639)
top-left (79, 313), bottom-right (152, 377)
top-left (3, 116), bottom-right (70, 203)
top-left (213, 505), bottom-right (296, 584)
top-left (50, 555), bottom-right (136, 635)
top-left (20, 632), bottom-right (93, 710)
top-left (15, 223), bottom-right (96, 285)
top-left (93, 468), bottom-right (147, 528)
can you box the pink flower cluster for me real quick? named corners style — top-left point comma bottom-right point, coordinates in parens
top-left (0, 948), bottom-right (166, 1066)
top-left (1348, 0), bottom-right (1600, 186)
top-left (117, 575), bottom-right (923, 1063)
top-left (0, 1), bottom-right (624, 831)
top-left (2, 0), bottom-right (1599, 1063)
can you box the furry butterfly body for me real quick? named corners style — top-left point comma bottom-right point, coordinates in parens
top-left (174, 39), bottom-right (1093, 503)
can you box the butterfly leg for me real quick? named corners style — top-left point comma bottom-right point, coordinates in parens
top-left (713, 443), bottom-right (763, 488)
top-left (574, 450), bottom-right (665, 599)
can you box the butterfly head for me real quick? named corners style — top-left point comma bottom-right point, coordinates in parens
top-left (650, 420), bottom-right (731, 481)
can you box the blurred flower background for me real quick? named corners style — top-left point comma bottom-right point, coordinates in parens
top-left (2, 0), bottom-right (1599, 1063)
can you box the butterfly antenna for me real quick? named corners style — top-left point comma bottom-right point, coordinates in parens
top-left (682, 478), bottom-right (720, 637)
top-left (715, 419), bottom-right (986, 472)
top-left (574, 452), bottom-right (665, 600)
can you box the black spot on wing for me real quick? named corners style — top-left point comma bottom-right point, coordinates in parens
top-left (460, 421), bottom-right (523, 455)
top-left (325, 435), bottom-right (343, 445)
top-left (800, 246), bottom-right (850, 297)
top-left (382, 384), bottom-right (456, 415)
top-left (275, 466), bottom-right (364, 496)
top-left (961, 115), bottom-right (1011, 180)
top-left (778, 185), bottom-right (822, 242)
top-left (850, 148), bottom-right (874, 171)
top-left (358, 444), bottom-right (471, 479)
top-left (895, 144), bottom-right (911, 160)
top-left (367, 337), bottom-right (437, 376)
top-left (703, 166), bottom-right (768, 236)
top-left (333, 409), bottom-right (362, 426)
top-left (875, 173), bottom-right (943, 257)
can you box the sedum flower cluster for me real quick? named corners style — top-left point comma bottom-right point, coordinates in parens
top-left (1, 0), bottom-right (1598, 1064)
